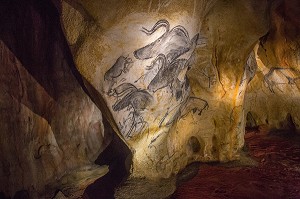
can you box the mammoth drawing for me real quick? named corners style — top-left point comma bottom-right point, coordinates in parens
top-left (134, 19), bottom-right (204, 63)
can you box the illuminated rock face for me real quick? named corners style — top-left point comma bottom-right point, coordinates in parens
top-left (60, 0), bottom-right (275, 178)
top-left (103, 19), bottom-right (202, 140)
top-left (245, 0), bottom-right (300, 131)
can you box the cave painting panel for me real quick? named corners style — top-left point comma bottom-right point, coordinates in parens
top-left (104, 19), bottom-right (208, 140)
top-left (264, 67), bottom-right (300, 93)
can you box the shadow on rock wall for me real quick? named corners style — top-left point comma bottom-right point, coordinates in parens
top-left (0, 0), bottom-right (116, 198)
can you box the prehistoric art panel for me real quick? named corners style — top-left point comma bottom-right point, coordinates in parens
top-left (104, 19), bottom-right (208, 140)
top-left (60, 0), bottom-right (283, 180)
top-left (263, 67), bottom-right (300, 93)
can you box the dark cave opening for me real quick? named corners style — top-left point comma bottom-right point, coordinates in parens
top-left (84, 117), bottom-right (132, 199)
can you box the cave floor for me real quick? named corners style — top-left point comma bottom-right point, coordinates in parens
top-left (173, 129), bottom-right (300, 199)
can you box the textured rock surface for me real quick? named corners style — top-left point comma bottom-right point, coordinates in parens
top-left (0, 1), bottom-right (110, 198)
top-left (114, 177), bottom-right (176, 199)
top-left (59, 0), bottom-right (278, 179)
top-left (245, 0), bottom-right (300, 132)
top-left (0, 0), bottom-right (299, 198)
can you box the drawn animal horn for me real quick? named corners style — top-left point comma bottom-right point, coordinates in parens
top-left (141, 19), bottom-right (170, 35)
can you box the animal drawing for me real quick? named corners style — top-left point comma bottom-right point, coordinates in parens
top-left (108, 83), bottom-right (138, 98)
top-left (113, 89), bottom-right (153, 112)
top-left (134, 54), bottom-right (167, 83)
top-left (135, 20), bottom-right (200, 99)
top-left (147, 57), bottom-right (186, 92)
top-left (146, 53), bottom-right (167, 70)
top-left (105, 19), bottom-right (208, 139)
top-left (140, 19), bottom-right (170, 35)
top-left (157, 95), bottom-right (209, 128)
top-left (104, 56), bottom-right (133, 83)
top-left (112, 85), bottom-right (153, 138)
top-left (134, 19), bottom-right (202, 63)
top-left (180, 96), bottom-right (209, 118)
top-left (264, 67), bottom-right (300, 93)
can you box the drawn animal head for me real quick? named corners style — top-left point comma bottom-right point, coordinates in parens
top-left (123, 57), bottom-right (133, 73)
top-left (134, 25), bottom-right (192, 62)
top-left (112, 90), bottom-right (153, 113)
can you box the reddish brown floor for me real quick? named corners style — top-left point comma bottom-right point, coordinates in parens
top-left (173, 130), bottom-right (300, 199)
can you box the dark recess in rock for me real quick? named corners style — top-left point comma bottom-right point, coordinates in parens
top-left (13, 190), bottom-right (30, 199)
top-left (0, 192), bottom-right (8, 199)
top-left (84, 117), bottom-right (132, 199)
top-left (246, 111), bottom-right (258, 129)
top-left (0, 0), bottom-right (112, 197)
top-left (187, 136), bottom-right (201, 153)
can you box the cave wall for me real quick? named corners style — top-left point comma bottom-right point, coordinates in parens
top-left (245, 0), bottom-right (300, 132)
top-left (0, 0), bottom-right (300, 198)
top-left (0, 0), bottom-right (110, 198)
top-left (59, 0), bottom-right (273, 179)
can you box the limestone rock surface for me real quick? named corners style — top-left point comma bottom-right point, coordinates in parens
top-left (0, 1), bottom-right (110, 198)
top-left (59, 0), bottom-right (286, 179)
top-left (1, 0), bottom-right (300, 198)
top-left (245, 0), bottom-right (300, 132)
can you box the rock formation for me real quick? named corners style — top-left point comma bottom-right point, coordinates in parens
top-left (0, 0), bottom-right (299, 198)
top-left (59, 0), bottom-right (274, 179)
top-left (0, 1), bottom-right (110, 198)
top-left (245, 0), bottom-right (300, 132)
